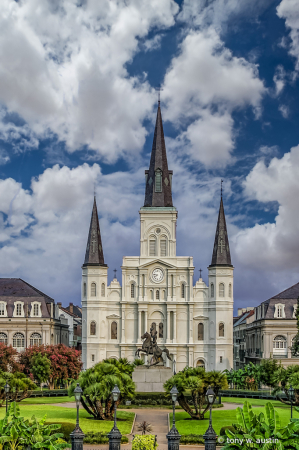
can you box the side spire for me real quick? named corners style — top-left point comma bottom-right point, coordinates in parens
top-left (210, 196), bottom-right (232, 267)
top-left (144, 103), bottom-right (173, 207)
top-left (83, 197), bottom-right (105, 266)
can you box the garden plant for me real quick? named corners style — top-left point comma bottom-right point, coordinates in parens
top-left (132, 434), bottom-right (157, 450)
top-left (0, 371), bottom-right (36, 407)
top-left (164, 366), bottom-right (228, 419)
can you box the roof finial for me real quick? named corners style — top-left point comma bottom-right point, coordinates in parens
top-left (94, 181), bottom-right (96, 198)
top-left (199, 268), bottom-right (202, 279)
top-left (155, 85), bottom-right (163, 105)
top-left (221, 179), bottom-right (223, 198)
top-left (113, 268), bottom-right (117, 279)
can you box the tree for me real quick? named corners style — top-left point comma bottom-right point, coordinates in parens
top-left (69, 360), bottom-right (135, 420)
top-left (164, 367), bottom-right (228, 420)
top-left (0, 343), bottom-right (22, 373)
top-left (20, 345), bottom-right (82, 389)
top-left (0, 371), bottom-right (36, 406)
top-left (273, 364), bottom-right (299, 406)
top-left (30, 353), bottom-right (51, 391)
top-left (259, 357), bottom-right (279, 388)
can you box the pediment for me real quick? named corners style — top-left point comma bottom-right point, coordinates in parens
top-left (193, 315), bottom-right (209, 320)
top-left (138, 259), bottom-right (176, 269)
top-left (106, 314), bottom-right (121, 319)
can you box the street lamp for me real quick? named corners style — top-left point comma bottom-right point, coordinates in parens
top-left (203, 386), bottom-right (218, 450)
top-left (166, 385), bottom-right (181, 450)
top-left (4, 382), bottom-right (10, 413)
top-left (289, 385), bottom-right (294, 419)
top-left (70, 383), bottom-right (85, 450)
top-left (108, 384), bottom-right (122, 450)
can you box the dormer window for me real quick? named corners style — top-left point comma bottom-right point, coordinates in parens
top-left (155, 169), bottom-right (162, 192)
top-left (33, 303), bottom-right (39, 316)
top-left (274, 303), bottom-right (285, 319)
top-left (15, 303), bottom-right (23, 316)
top-left (0, 302), bottom-right (6, 316)
top-left (293, 304), bottom-right (298, 319)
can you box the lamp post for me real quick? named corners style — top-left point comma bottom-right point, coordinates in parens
top-left (166, 385), bottom-right (181, 450)
top-left (108, 384), bottom-right (122, 450)
top-left (289, 385), bottom-right (294, 419)
top-left (70, 383), bottom-right (85, 450)
top-left (173, 359), bottom-right (176, 375)
top-left (203, 386), bottom-right (218, 450)
top-left (4, 382), bottom-right (10, 413)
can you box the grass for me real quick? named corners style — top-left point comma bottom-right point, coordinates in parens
top-left (22, 396), bottom-right (73, 404)
top-left (171, 404), bottom-right (299, 435)
top-left (0, 404), bottom-right (135, 435)
top-left (221, 397), bottom-right (293, 409)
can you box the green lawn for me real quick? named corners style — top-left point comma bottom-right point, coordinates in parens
top-left (22, 396), bottom-right (74, 404)
top-left (171, 405), bottom-right (299, 435)
top-left (221, 397), bottom-right (292, 408)
top-left (0, 404), bottom-right (135, 435)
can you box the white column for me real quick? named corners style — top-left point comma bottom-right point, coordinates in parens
top-left (145, 310), bottom-right (148, 333)
top-left (121, 305), bottom-right (125, 342)
top-left (138, 309), bottom-right (141, 342)
top-left (167, 310), bottom-right (170, 341)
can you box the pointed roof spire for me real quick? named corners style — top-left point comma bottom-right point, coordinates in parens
top-left (83, 197), bottom-right (106, 266)
top-left (210, 196), bottom-right (232, 267)
top-left (144, 103), bottom-right (173, 207)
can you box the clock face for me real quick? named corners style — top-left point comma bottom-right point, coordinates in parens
top-left (152, 268), bottom-right (164, 283)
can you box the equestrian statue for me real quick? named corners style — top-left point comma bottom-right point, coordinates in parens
top-left (135, 323), bottom-right (172, 366)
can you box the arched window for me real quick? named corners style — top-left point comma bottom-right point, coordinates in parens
top-left (111, 322), bottom-right (117, 339)
top-left (159, 322), bottom-right (163, 338)
top-left (30, 332), bottom-right (42, 346)
top-left (181, 283), bottom-right (185, 299)
top-left (150, 289), bottom-right (154, 300)
top-left (13, 333), bottom-right (25, 348)
top-left (273, 335), bottom-right (287, 352)
top-left (101, 283), bottom-right (105, 297)
top-left (163, 290), bottom-right (166, 300)
top-left (198, 323), bottom-right (204, 340)
top-left (0, 332), bottom-right (7, 344)
top-left (228, 283), bottom-right (232, 298)
top-left (151, 322), bottom-right (157, 335)
top-left (91, 282), bottom-right (96, 297)
top-left (149, 238), bottom-right (156, 256)
top-left (90, 321), bottom-right (96, 336)
top-left (219, 322), bottom-right (224, 337)
top-left (156, 290), bottom-right (160, 300)
top-left (83, 283), bottom-right (87, 297)
top-left (160, 238), bottom-right (167, 257)
top-left (211, 283), bottom-right (214, 297)
top-left (131, 283), bottom-right (135, 298)
top-left (196, 359), bottom-right (205, 368)
top-left (155, 169), bottom-right (162, 192)
top-left (219, 283), bottom-right (225, 297)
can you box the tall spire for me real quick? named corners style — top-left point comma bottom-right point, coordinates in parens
top-left (144, 103), bottom-right (173, 207)
top-left (83, 197), bottom-right (105, 266)
top-left (210, 197), bottom-right (232, 267)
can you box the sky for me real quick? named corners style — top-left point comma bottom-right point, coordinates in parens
top-left (0, 0), bottom-right (299, 313)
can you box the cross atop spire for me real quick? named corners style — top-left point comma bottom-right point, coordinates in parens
top-left (83, 197), bottom-right (106, 266)
top-left (144, 103), bottom-right (173, 207)
top-left (209, 196), bottom-right (232, 267)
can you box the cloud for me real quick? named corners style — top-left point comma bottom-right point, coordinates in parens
top-left (273, 65), bottom-right (286, 95)
top-left (0, 0), bottom-right (179, 161)
top-left (277, 0), bottom-right (299, 72)
top-left (279, 104), bottom-right (289, 118)
top-left (162, 29), bottom-right (265, 167)
top-left (234, 145), bottom-right (299, 271)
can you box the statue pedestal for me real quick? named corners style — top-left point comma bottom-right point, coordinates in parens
top-left (132, 366), bottom-right (173, 393)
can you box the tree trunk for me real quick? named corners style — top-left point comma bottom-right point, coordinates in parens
top-left (178, 394), bottom-right (200, 419)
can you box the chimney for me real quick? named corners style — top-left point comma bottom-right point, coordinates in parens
top-left (57, 302), bottom-right (62, 308)
top-left (69, 302), bottom-right (73, 314)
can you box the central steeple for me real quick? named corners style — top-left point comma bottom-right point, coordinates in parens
top-left (83, 197), bottom-right (106, 266)
top-left (144, 103), bottom-right (173, 207)
top-left (210, 196), bottom-right (232, 267)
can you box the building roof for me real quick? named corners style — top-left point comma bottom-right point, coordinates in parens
top-left (272, 282), bottom-right (299, 299)
top-left (144, 103), bottom-right (173, 207)
top-left (0, 278), bottom-right (55, 318)
top-left (65, 304), bottom-right (82, 319)
top-left (210, 197), bottom-right (232, 267)
top-left (234, 310), bottom-right (254, 327)
top-left (83, 197), bottom-right (106, 266)
top-left (256, 283), bottom-right (299, 320)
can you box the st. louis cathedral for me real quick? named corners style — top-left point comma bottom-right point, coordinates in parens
top-left (82, 103), bottom-right (234, 372)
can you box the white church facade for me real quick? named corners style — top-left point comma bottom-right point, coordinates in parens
top-left (82, 103), bottom-right (234, 372)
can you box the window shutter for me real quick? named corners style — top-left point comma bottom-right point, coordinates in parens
top-left (160, 239), bottom-right (167, 257)
top-left (149, 240), bottom-right (156, 256)
top-left (155, 171), bottom-right (162, 192)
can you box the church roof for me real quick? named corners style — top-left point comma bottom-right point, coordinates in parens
top-left (144, 103), bottom-right (173, 207)
top-left (83, 197), bottom-right (106, 266)
top-left (210, 197), bottom-right (232, 267)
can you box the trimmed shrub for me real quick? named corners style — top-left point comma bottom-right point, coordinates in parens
top-left (132, 434), bottom-right (157, 450)
top-left (180, 434), bottom-right (205, 444)
top-left (46, 422), bottom-right (75, 442)
top-left (83, 432), bottom-right (128, 444)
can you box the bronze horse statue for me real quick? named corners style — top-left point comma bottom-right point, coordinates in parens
top-left (135, 331), bottom-right (172, 366)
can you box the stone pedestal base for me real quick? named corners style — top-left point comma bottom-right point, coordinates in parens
top-left (132, 366), bottom-right (173, 392)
